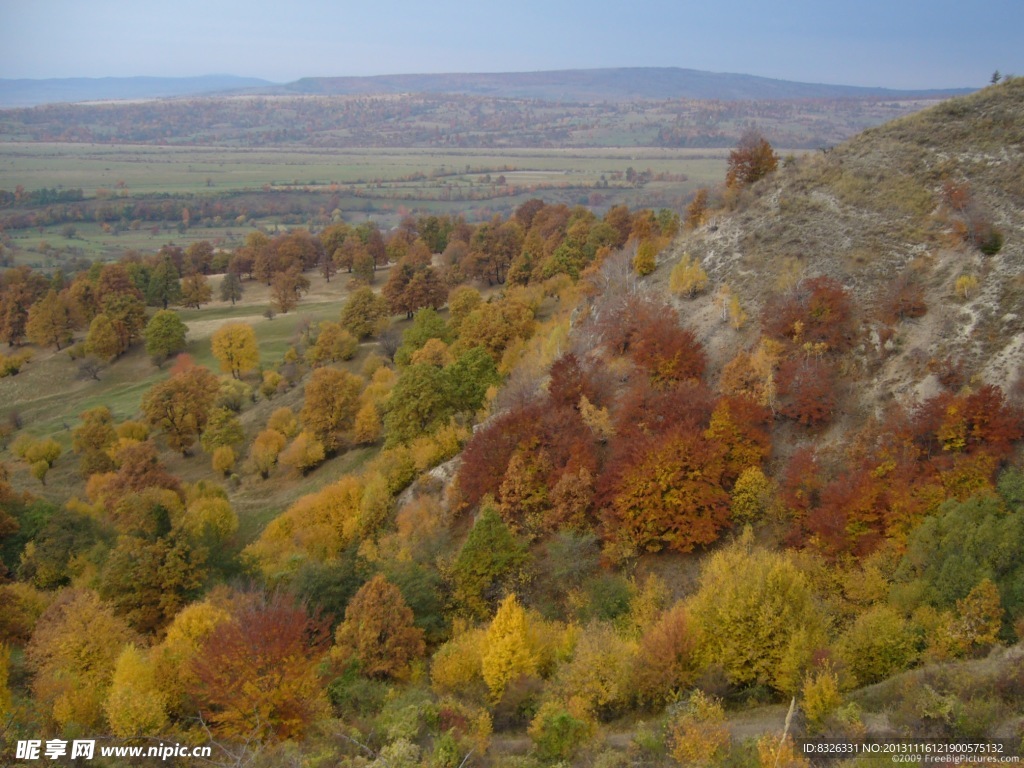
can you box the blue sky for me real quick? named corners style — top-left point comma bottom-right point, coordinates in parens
top-left (1, 0), bottom-right (1021, 89)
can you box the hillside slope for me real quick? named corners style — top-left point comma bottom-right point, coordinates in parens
top-left (663, 78), bottom-right (1023, 419)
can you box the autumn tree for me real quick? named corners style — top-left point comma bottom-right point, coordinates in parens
top-left (99, 534), bottom-right (207, 634)
top-left (27, 589), bottom-right (138, 731)
top-left (105, 643), bottom-right (169, 738)
top-left (668, 691), bottom-right (731, 767)
top-left (305, 321), bottom-right (358, 366)
top-left (279, 431), bottom-right (326, 476)
top-left (72, 405), bottom-right (117, 476)
top-left (633, 602), bottom-right (698, 705)
top-left (179, 272), bottom-right (213, 309)
top-left (26, 289), bottom-right (76, 350)
top-left (685, 188), bottom-right (710, 229)
top-left (604, 427), bottom-right (730, 556)
top-left (218, 270), bottom-right (244, 305)
top-left (210, 322), bottom-right (259, 379)
top-left (669, 253), bottom-right (709, 298)
top-left (480, 594), bottom-right (538, 702)
top-left (270, 267), bottom-right (310, 313)
top-left (250, 428), bottom-right (287, 478)
top-left (726, 129), bottom-right (779, 188)
top-left (190, 594), bottom-right (330, 741)
top-left (84, 313), bottom-right (121, 362)
top-left (140, 362), bottom-right (219, 455)
top-left (300, 367), bottom-right (363, 453)
top-left (762, 276), bottom-right (855, 353)
top-left (143, 309), bottom-right (188, 364)
top-left (688, 533), bottom-right (828, 693)
top-left (339, 285), bottom-right (390, 340)
top-left (383, 261), bottom-right (446, 319)
top-left (332, 574), bottom-right (425, 680)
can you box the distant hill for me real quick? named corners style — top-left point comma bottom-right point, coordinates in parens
top-left (0, 68), bottom-right (973, 109)
top-left (281, 67), bottom-right (973, 102)
top-left (0, 75), bottom-right (275, 107)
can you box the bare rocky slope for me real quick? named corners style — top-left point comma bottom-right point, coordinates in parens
top-left (656, 78), bottom-right (1023, 425)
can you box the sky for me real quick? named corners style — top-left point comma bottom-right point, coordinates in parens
top-left (1, 0), bottom-right (1022, 90)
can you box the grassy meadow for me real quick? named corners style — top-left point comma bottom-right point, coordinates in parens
top-left (1, 142), bottom-right (730, 264)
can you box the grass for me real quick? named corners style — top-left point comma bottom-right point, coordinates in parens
top-left (0, 142), bottom-right (726, 197)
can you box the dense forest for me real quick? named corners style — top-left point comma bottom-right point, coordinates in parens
top-left (2, 81), bottom-right (1024, 768)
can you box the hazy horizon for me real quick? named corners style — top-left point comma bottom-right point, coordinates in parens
top-left (1, 0), bottom-right (1022, 91)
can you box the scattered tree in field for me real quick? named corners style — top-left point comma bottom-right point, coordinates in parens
top-left (218, 270), bottom-right (244, 305)
top-left (26, 289), bottom-right (76, 350)
top-left (300, 367), bottom-right (363, 453)
top-left (179, 272), bottom-right (212, 309)
top-left (140, 362), bottom-right (219, 455)
top-left (632, 241), bottom-right (657, 276)
top-left (73, 406), bottom-right (117, 476)
top-left (333, 574), bottom-right (425, 680)
top-left (200, 407), bottom-right (245, 453)
top-left (340, 286), bottom-right (390, 340)
top-left (146, 258), bottom-right (182, 310)
top-left (250, 428), bottom-right (287, 478)
top-left (726, 129), bottom-right (779, 188)
top-left (305, 321), bottom-right (358, 366)
top-left (85, 313), bottom-right (121, 362)
top-left (143, 309), bottom-right (188, 364)
top-left (211, 445), bottom-right (235, 476)
top-left (955, 274), bottom-right (979, 299)
top-left (210, 322), bottom-right (259, 379)
top-left (270, 268), bottom-right (310, 313)
top-left (279, 431), bottom-right (326, 476)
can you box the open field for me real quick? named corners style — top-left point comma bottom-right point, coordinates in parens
top-left (0, 142), bottom-right (733, 263)
top-left (0, 142), bottom-right (730, 195)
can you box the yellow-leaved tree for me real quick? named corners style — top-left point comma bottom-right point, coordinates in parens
top-left (26, 589), bottom-right (138, 731)
top-left (688, 531), bottom-right (828, 694)
top-left (210, 322), bottom-right (259, 379)
top-left (669, 253), bottom-right (709, 298)
top-left (481, 594), bottom-right (538, 702)
top-left (105, 643), bottom-right (169, 738)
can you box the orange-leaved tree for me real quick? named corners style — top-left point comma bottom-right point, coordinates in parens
top-left (189, 593), bottom-right (329, 741)
top-left (332, 574), bottom-right (425, 680)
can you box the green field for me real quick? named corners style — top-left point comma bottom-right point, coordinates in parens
top-left (0, 142), bottom-right (728, 195)
top-left (1, 142), bottom-right (730, 264)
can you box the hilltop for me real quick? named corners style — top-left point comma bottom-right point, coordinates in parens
top-left (664, 77), bottom-right (1024, 418)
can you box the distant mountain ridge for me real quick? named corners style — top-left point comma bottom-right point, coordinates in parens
top-left (0, 68), bottom-right (972, 108)
top-left (282, 67), bottom-right (973, 102)
top-left (0, 75), bottom-right (274, 107)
